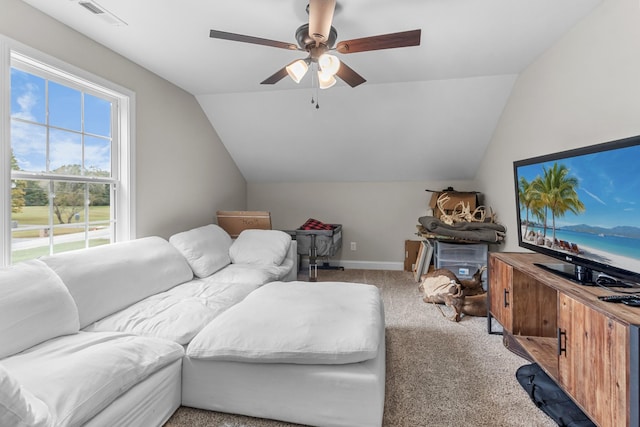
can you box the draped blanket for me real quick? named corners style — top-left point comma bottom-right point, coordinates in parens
top-left (419, 216), bottom-right (506, 243)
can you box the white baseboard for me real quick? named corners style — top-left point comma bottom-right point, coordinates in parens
top-left (299, 259), bottom-right (404, 271)
top-left (340, 260), bottom-right (404, 271)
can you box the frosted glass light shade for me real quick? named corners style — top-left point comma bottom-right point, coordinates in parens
top-left (286, 59), bottom-right (309, 84)
top-left (317, 70), bottom-right (336, 89)
top-left (318, 54), bottom-right (340, 76)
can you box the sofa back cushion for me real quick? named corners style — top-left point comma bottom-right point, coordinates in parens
top-left (229, 229), bottom-right (292, 266)
top-left (41, 237), bottom-right (194, 328)
top-left (0, 260), bottom-right (79, 359)
top-left (169, 224), bottom-right (232, 278)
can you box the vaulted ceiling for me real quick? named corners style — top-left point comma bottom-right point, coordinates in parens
top-left (21, 0), bottom-right (601, 182)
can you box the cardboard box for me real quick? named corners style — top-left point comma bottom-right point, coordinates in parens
top-left (216, 210), bottom-right (271, 238)
top-left (429, 191), bottom-right (478, 219)
top-left (404, 240), bottom-right (422, 272)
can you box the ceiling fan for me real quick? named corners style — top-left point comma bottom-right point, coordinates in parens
top-left (209, 0), bottom-right (421, 89)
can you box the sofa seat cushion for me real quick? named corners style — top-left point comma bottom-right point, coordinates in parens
top-left (229, 230), bottom-right (292, 266)
top-left (167, 276), bottom-right (261, 309)
top-left (208, 262), bottom-right (292, 285)
top-left (2, 331), bottom-right (184, 427)
top-left (0, 260), bottom-right (79, 359)
top-left (83, 278), bottom-right (261, 345)
top-left (0, 364), bottom-right (52, 427)
top-left (41, 237), bottom-right (194, 329)
top-left (169, 224), bottom-right (232, 278)
top-left (187, 281), bottom-right (384, 365)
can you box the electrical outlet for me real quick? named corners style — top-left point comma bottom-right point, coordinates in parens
top-left (350, 242), bottom-right (357, 251)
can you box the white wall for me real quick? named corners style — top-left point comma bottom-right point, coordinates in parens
top-left (8, 0), bottom-right (636, 263)
top-left (251, 0), bottom-right (640, 267)
top-left (476, 0), bottom-right (640, 252)
top-left (248, 180), bottom-right (476, 269)
top-left (1, 0), bottom-right (247, 239)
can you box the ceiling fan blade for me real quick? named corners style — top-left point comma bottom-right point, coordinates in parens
top-left (335, 61), bottom-right (366, 88)
top-left (260, 66), bottom-right (290, 85)
top-left (308, 0), bottom-right (336, 45)
top-left (210, 30), bottom-right (298, 51)
top-left (336, 29), bottom-right (421, 54)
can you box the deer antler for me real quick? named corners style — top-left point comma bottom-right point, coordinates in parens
top-left (436, 194), bottom-right (454, 225)
top-left (451, 202), bottom-right (468, 223)
top-left (436, 193), bottom-right (499, 225)
top-left (436, 193), bottom-right (450, 213)
top-left (468, 206), bottom-right (486, 222)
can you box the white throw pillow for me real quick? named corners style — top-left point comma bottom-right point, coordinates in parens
top-left (229, 229), bottom-right (291, 266)
top-left (0, 364), bottom-right (52, 427)
top-left (169, 224), bottom-right (232, 278)
top-left (0, 260), bottom-right (79, 359)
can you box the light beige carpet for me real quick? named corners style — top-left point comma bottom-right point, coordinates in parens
top-left (165, 269), bottom-right (555, 427)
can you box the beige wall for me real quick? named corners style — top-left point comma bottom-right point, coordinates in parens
top-left (248, 180), bottom-right (476, 269)
top-left (1, 0), bottom-right (246, 239)
top-left (476, 0), bottom-right (640, 252)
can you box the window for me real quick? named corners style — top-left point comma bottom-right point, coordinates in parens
top-left (1, 40), bottom-right (134, 266)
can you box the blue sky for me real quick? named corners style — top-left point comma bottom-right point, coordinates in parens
top-left (10, 68), bottom-right (112, 174)
top-left (517, 143), bottom-right (640, 229)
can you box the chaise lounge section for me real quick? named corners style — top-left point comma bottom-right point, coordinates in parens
top-left (182, 280), bottom-right (386, 427)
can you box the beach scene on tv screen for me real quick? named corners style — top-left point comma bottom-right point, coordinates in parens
top-left (517, 143), bottom-right (640, 276)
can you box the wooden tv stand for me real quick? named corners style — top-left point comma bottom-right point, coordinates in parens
top-left (488, 252), bottom-right (640, 427)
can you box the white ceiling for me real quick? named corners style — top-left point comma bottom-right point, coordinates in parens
top-left (21, 0), bottom-right (601, 182)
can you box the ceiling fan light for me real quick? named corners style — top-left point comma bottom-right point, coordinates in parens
top-left (286, 59), bottom-right (309, 84)
top-left (318, 53), bottom-right (340, 76)
top-left (317, 70), bottom-right (336, 89)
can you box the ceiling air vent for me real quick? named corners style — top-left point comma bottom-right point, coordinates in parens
top-left (78, 1), bottom-right (103, 14)
top-left (77, 1), bottom-right (127, 26)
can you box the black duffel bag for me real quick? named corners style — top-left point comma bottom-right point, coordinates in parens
top-left (516, 363), bottom-right (596, 427)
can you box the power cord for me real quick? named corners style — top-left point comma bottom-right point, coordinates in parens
top-left (594, 274), bottom-right (640, 295)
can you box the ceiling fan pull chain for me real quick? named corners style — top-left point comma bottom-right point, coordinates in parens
top-left (310, 64), bottom-right (318, 107)
top-left (314, 64), bottom-right (320, 109)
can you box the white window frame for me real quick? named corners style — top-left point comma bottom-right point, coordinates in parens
top-left (0, 35), bottom-right (135, 266)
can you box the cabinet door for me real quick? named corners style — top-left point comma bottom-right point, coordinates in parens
top-left (489, 256), bottom-right (513, 331)
top-left (558, 294), bottom-right (628, 426)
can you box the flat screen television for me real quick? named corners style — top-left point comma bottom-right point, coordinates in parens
top-left (513, 135), bottom-right (640, 287)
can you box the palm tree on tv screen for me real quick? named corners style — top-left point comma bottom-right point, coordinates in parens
top-left (531, 162), bottom-right (585, 246)
top-left (518, 176), bottom-right (544, 238)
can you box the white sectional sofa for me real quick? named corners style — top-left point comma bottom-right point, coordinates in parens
top-left (0, 225), bottom-right (386, 427)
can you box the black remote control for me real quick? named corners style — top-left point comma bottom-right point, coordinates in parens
top-left (598, 295), bottom-right (639, 302)
top-left (621, 299), bottom-right (640, 307)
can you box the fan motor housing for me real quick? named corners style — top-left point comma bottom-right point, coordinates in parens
top-left (295, 24), bottom-right (337, 51)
